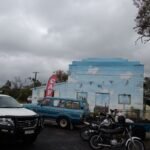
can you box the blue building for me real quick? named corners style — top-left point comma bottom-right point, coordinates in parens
top-left (54, 58), bottom-right (144, 113)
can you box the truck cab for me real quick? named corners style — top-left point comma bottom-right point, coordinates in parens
top-left (0, 94), bottom-right (43, 144)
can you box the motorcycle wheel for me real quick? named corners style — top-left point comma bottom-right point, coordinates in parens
top-left (127, 139), bottom-right (145, 150)
top-left (89, 134), bottom-right (102, 150)
top-left (80, 126), bottom-right (91, 141)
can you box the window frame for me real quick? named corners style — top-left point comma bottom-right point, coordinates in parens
top-left (76, 92), bottom-right (88, 101)
top-left (118, 94), bottom-right (131, 105)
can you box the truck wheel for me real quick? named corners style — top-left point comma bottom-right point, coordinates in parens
top-left (132, 126), bottom-right (146, 140)
top-left (58, 117), bottom-right (69, 129)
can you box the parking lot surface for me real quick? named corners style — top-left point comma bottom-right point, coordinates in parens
top-left (1, 123), bottom-right (150, 150)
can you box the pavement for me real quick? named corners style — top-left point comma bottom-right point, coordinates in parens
top-left (1, 123), bottom-right (150, 150)
top-left (145, 133), bottom-right (150, 149)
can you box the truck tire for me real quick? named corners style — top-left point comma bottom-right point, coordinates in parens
top-left (132, 126), bottom-right (146, 140)
top-left (57, 117), bottom-right (70, 129)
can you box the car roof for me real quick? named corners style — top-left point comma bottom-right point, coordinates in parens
top-left (44, 97), bottom-right (84, 101)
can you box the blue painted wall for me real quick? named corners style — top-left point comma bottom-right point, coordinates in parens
top-left (55, 58), bottom-right (144, 112)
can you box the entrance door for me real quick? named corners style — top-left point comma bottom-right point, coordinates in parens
top-left (95, 93), bottom-right (110, 113)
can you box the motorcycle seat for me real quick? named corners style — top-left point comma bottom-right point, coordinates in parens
top-left (100, 127), bottom-right (124, 134)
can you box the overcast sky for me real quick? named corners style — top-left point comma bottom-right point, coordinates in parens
top-left (0, 0), bottom-right (149, 86)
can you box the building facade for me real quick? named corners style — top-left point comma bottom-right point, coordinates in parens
top-left (31, 86), bottom-right (46, 103)
top-left (54, 58), bottom-right (144, 113)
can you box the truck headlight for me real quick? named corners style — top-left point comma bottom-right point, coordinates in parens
top-left (0, 118), bottom-right (14, 126)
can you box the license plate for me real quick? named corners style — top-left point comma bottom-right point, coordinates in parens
top-left (25, 130), bottom-right (34, 134)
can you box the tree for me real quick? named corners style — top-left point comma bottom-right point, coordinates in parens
top-left (133, 0), bottom-right (150, 43)
top-left (17, 88), bottom-right (32, 103)
top-left (0, 80), bottom-right (11, 95)
top-left (0, 77), bottom-right (33, 103)
top-left (55, 70), bottom-right (68, 83)
top-left (144, 77), bottom-right (150, 97)
top-left (11, 77), bottom-right (23, 89)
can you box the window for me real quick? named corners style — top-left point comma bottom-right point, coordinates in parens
top-left (118, 94), bottom-right (131, 105)
top-left (53, 99), bottom-right (61, 107)
top-left (76, 92), bottom-right (88, 101)
top-left (41, 99), bottom-right (50, 106)
top-left (65, 101), bottom-right (72, 109)
top-left (0, 96), bottom-right (21, 108)
top-left (94, 93), bottom-right (110, 113)
top-left (65, 101), bottom-right (80, 109)
top-left (95, 93), bottom-right (110, 107)
top-left (72, 101), bottom-right (80, 109)
top-left (58, 100), bottom-right (65, 108)
top-left (53, 99), bottom-right (66, 108)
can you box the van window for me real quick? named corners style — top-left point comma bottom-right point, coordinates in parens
top-left (53, 99), bottom-right (60, 107)
top-left (53, 99), bottom-right (65, 108)
top-left (65, 101), bottom-right (80, 109)
top-left (65, 101), bottom-right (72, 109)
top-left (41, 99), bottom-right (50, 106)
top-left (58, 100), bottom-right (65, 108)
top-left (72, 101), bottom-right (80, 109)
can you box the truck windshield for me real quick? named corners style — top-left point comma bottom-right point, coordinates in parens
top-left (0, 96), bottom-right (22, 108)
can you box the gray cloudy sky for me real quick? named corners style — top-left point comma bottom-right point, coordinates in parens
top-left (0, 0), bottom-right (150, 85)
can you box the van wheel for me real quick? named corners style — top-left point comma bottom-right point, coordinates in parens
top-left (58, 117), bottom-right (69, 128)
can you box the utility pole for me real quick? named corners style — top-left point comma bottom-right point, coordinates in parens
top-left (33, 72), bottom-right (39, 88)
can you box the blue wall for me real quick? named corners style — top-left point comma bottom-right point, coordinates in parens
top-left (54, 58), bottom-right (144, 112)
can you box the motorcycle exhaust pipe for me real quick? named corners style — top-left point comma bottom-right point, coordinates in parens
top-left (98, 143), bottom-right (111, 147)
top-left (83, 121), bottom-right (90, 125)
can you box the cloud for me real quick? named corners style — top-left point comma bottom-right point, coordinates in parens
top-left (0, 0), bottom-right (149, 86)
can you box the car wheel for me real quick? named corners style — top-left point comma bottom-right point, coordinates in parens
top-left (58, 117), bottom-right (69, 128)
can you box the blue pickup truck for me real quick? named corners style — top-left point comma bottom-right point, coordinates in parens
top-left (24, 97), bottom-right (90, 128)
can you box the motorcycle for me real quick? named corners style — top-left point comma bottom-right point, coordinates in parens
top-left (89, 116), bottom-right (145, 150)
top-left (80, 113), bottom-right (115, 141)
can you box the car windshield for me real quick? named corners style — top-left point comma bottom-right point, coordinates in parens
top-left (0, 96), bottom-right (22, 108)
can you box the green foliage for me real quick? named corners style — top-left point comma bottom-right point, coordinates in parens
top-left (144, 77), bottom-right (150, 97)
top-left (0, 79), bottom-right (32, 103)
top-left (133, 0), bottom-right (150, 43)
top-left (33, 80), bottom-right (42, 87)
top-left (55, 70), bottom-right (68, 83)
top-left (17, 88), bottom-right (32, 103)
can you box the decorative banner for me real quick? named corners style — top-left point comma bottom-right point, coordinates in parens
top-left (45, 74), bottom-right (57, 97)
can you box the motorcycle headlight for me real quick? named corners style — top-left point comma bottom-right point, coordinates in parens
top-left (0, 118), bottom-right (14, 126)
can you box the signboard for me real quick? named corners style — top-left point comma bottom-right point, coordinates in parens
top-left (45, 74), bottom-right (57, 97)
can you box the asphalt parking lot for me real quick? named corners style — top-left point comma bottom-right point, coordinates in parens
top-left (1, 123), bottom-right (150, 150)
